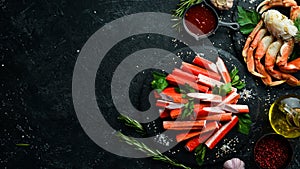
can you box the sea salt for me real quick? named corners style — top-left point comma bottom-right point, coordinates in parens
top-left (154, 134), bottom-right (173, 147)
top-left (239, 88), bottom-right (255, 101)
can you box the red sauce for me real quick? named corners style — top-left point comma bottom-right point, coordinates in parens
top-left (184, 4), bottom-right (217, 35)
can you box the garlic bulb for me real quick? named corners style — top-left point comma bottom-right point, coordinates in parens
top-left (210, 0), bottom-right (234, 10)
top-left (223, 158), bottom-right (245, 169)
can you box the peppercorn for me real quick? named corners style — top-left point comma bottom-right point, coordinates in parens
top-left (254, 134), bottom-right (292, 169)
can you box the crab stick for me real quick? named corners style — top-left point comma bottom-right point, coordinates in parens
top-left (181, 62), bottom-right (221, 81)
top-left (166, 126), bottom-right (204, 130)
top-left (185, 122), bottom-right (220, 151)
top-left (216, 57), bottom-right (231, 83)
top-left (166, 74), bottom-right (209, 93)
top-left (156, 100), bottom-right (184, 109)
top-left (171, 68), bottom-right (198, 82)
top-left (205, 115), bottom-right (239, 149)
top-left (159, 109), bottom-right (170, 119)
top-left (156, 87), bottom-right (188, 103)
top-left (193, 55), bottom-right (219, 73)
top-left (176, 121), bottom-right (219, 142)
top-left (197, 73), bottom-right (225, 88)
top-left (187, 93), bottom-right (222, 102)
top-left (217, 92), bottom-right (240, 105)
top-left (163, 120), bottom-right (206, 130)
top-left (224, 104), bottom-right (249, 113)
top-left (170, 109), bottom-right (182, 119)
top-left (196, 113), bottom-right (232, 121)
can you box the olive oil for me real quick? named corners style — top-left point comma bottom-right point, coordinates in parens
top-left (269, 95), bottom-right (300, 138)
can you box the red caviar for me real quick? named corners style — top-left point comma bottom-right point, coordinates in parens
top-left (254, 134), bottom-right (292, 169)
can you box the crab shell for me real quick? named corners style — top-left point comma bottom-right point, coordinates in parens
top-left (262, 10), bottom-right (298, 41)
top-left (210, 0), bottom-right (234, 10)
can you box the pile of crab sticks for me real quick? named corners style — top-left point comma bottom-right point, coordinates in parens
top-left (153, 55), bottom-right (250, 151)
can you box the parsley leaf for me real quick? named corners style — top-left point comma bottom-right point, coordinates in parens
top-left (237, 6), bottom-right (261, 35)
top-left (237, 114), bottom-right (252, 135)
top-left (195, 144), bottom-right (207, 166)
top-left (151, 72), bottom-right (168, 93)
top-left (212, 83), bottom-right (232, 96)
top-left (230, 66), bottom-right (246, 89)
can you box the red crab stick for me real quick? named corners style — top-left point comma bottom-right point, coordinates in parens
top-left (156, 100), bottom-right (184, 109)
top-left (197, 73), bottom-right (225, 88)
top-left (166, 74), bottom-right (209, 93)
top-left (176, 121), bottom-right (219, 142)
top-left (181, 62), bottom-right (221, 81)
top-left (155, 87), bottom-right (188, 103)
top-left (193, 55), bottom-right (218, 73)
top-left (225, 104), bottom-right (249, 113)
top-left (185, 122), bottom-right (220, 151)
top-left (216, 57), bottom-right (231, 83)
top-left (217, 92), bottom-right (240, 105)
top-left (196, 113), bottom-right (232, 121)
top-left (163, 120), bottom-right (206, 130)
top-left (171, 68), bottom-right (198, 82)
top-left (170, 109), bottom-right (182, 119)
top-left (159, 109), bottom-right (170, 119)
top-left (205, 115), bottom-right (239, 149)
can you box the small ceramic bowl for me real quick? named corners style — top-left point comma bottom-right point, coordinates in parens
top-left (254, 133), bottom-right (293, 169)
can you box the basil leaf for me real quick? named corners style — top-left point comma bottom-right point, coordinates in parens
top-left (237, 114), bottom-right (252, 135)
top-left (151, 72), bottom-right (168, 93)
top-left (195, 144), bottom-right (207, 166)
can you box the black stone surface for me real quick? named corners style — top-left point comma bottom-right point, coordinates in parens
top-left (1, 0), bottom-right (300, 169)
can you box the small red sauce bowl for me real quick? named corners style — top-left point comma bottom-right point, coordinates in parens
top-left (183, 1), bottom-right (239, 40)
top-left (254, 133), bottom-right (293, 169)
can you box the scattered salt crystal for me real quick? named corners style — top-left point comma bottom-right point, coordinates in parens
top-left (239, 88), bottom-right (255, 101)
top-left (154, 134), bottom-right (173, 147)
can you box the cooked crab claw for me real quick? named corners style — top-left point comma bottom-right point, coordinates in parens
top-left (257, 0), bottom-right (298, 14)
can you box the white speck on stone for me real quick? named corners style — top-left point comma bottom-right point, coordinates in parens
top-left (76, 50), bottom-right (80, 53)
top-left (154, 134), bottom-right (173, 146)
top-left (239, 88), bottom-right (255, 101)
top-left (1, 64), bottom-right (4, 67)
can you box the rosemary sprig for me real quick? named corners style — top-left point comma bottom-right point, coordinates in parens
top-left (118, 114), bottom-right (145, 135)
top-left (173, 0), bottom-right (203, 18)
top-left (16, 143), bottom-right (30, 147)
top-left (116, 132), bottom-right (191, 169)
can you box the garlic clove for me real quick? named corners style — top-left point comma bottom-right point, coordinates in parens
top-left (223, 158), bottom-right (245, 169)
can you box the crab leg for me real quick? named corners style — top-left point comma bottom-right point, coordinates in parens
top-left (265, 40), bottom-right (300, 86)
top-left (276, 39), bottom-right (296, 73)
top-left (255, 36), bottom-right (286, 86)
top-left (242, 20), bottom-right (264, 62)
top-left (257, 0), bottom-right (298, 14)
top-left (247, 28), bottom-right (268, 78)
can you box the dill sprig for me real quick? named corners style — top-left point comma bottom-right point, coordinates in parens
top-left (173, 0), bottom-right (203, 18)
top-left (116, 132), bottom-right (191, 169)
top-left (118, 114), bottom-right (145, 135)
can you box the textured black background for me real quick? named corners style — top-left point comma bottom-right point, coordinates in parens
top-left (1, 0), bottom-right (300, 168)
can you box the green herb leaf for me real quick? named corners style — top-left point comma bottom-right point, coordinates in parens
top-left (116, 132), bottom-right (191, 169)
top-left (151, 72), bottom-right (168, 93)
top-left (195, 144), bottom-right (207, 166)
top-left (237, 6), bottom-right (261, 35)
top-left (172, 0), bottom-right (203, 18)
top-left (237, 114), bottom-right (252, 135)
top-left (118, 114), bottom-right (146, 134)
top-left (16, 143), bottom-right (30, 147)
top-left (212, 83), bottom-right (232, 96)
top-left (229, 66), bottom-right (246, 89)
